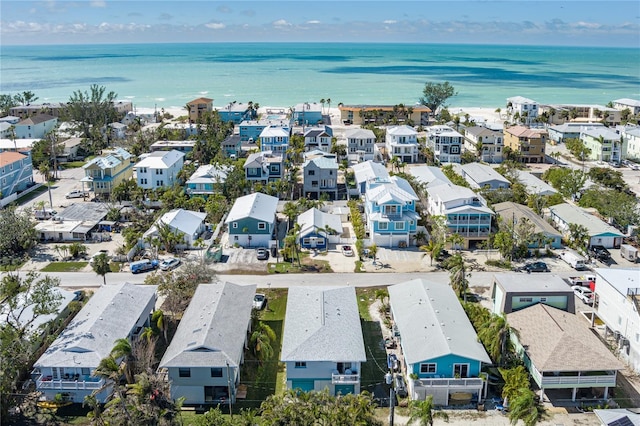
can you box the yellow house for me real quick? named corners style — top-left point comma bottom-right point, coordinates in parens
top-left (338, 104), bottom-right (431, 126)
top-left (187, 97), bottom-right (214, 123)
top-left (81, 148), bottom-right (134, 198)
top-left (504, 126), bottom-right (547, 163)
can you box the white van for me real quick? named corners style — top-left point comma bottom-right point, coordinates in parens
top-left (620, 244), bottom-right (639, 263)
top-left (559, 249), bottom-right (587, 270)
top-left (34, 208), bottom-right (56, 220)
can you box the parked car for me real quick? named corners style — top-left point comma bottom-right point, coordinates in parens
top-left (387, 354), bottom-right (399, 372)
top-left (522, 261), bottom-right (549, 273)
top-left (159, 257), bottom-right (181, 271)
top-left (65, 190), bottom-right (87, 199)
top-left (341, 245), bottom-right (354, 257)
top-left (589, 245), bottom-right (611, 261)
top-left (130, 259), bottom-right (159, 274)
top-left (572, 285), bottom-right (594, 305)
top-left (256, 247), bottom-right (269, 261)
top-left (394, 375), bottom-right (408, 398)
top-left (253, 293), bottom-right (267, 310)
top-left (89, 249), bottom-right (109, 264)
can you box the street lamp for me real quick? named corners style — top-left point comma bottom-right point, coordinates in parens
top-left (385, 371), bottom-right (395, 426)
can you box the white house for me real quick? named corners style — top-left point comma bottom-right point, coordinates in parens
top-left (513, 170), bottom-right (558, 196)
top-left (296, 207), bottom-right (343, 249)
top-left (409, 165), bottom-right (452, 188)
top-left (455, 163), bottom-right (510, 190)
top-left (426, 125), bottom-right (464, 163)
top-left (612, 98), bottom-right (640, 116)
top-left (303, 127), bottom-right (333, 153)
top-left (143, 209), bottom-right (207, 248)
top-left (594, 268), bottom-right (640, 374)
top-left (14, 114), bottom-right (57, 139)
top-left (281, 286), bottom-right (366, 395)
top-left (159, 282), bottom-right (256, 404)
top-left (548, 203), bottom-right (624, 249)
top-left (32, 283), bottom-right (156, 403)
top-left (385, 125), bottom-right (418, 163)
top-left (464, 126), bottom-right (503, 163)
top-left (620, 126), bottom-right (640, 161)
top-left (507, 96), bottom-right (539, 125)
top-left (345, 128), bottom-right (376, 163)
top-left (134, 150), bottom-right (184, 190)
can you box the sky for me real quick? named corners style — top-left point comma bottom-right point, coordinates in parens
top-left (1, 0), bottom-right (639, 47)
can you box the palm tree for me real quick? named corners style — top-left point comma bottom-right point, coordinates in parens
top-left (110, 338), bottom-right (134, 383)
top-left (498, 365), bottom-right (530, 408)
top-left (368, 244), bottom-right (378, 265)
top-left (448, 254), bottom-right (469, 301)
top-left (320, 98), bottom-right (326, 115)
top-left (91, 253), bottom-right (111, 285)
top-left (140, 326), bottom-right (155, 343)
top-left (407, 396), bottom-right (449, 426)
top-left (152, 310), bottom-right (168, 342)
top-left (321, 224), bottom-right (337, 252)
top-left (478, 314), bottom-right (516, 366)
top-left (420, 240), bottom-right (442, 266)
top-left (447, 233), bottom-right (464, 252)
top-left (250, 322), bottom-right (276, 365)
top-left (508, 388), bottom-right (544, 426)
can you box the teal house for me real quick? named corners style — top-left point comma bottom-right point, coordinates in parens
top-left (225, 192), bottom-right (278, 248)
top-left (389, 279), bottom-right (491, 406)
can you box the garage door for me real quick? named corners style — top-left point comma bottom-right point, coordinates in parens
top-left (291, 380), bottom-right (315, 392)
top-left (334, 384), bottom-right (355, 395)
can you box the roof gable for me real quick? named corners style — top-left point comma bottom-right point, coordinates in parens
top-left (225, 192), bottom-right (279, 223)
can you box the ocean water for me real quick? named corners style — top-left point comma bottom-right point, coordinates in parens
top-left (1, 42), bottom-right (639, 109)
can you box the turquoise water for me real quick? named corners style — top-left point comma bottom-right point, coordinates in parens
top-left (1, 42), bottom-right (639, 109)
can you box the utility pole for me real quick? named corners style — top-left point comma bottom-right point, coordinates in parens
top-left (226, 361), bottom-right (233, 417)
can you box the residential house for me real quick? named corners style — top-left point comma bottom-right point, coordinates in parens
top-left (365, 175), bottom-right (420, 247)
top-left (352, 160), bottom-right (390, 195)
top-left (239, 119), bottom-right (289, 143)
top-left (426, 125), bottom-right (464, 164)
top-left (157, 122), bottom-right (198, 138)
top-left (543, 104), bottom-right (621, 126)
top-left (81, 148), bottom-right (134, 198)
top-left (512, 170), bottom-right (558, 196)
top-left (14, 114), bottom-right (57, 139)
top-left (281, 286), bottom-right (366, 395)
top-left (464, 126), bottom-right (503, 163)
top-left (548, 203), bottom-right (624, 249)
top-left (134, 150), bottom-right (184, 190)
top-left (303, 126), bottom-right (333, 153)
top-left (57, 138), bottom-right (84, 162)
top-left (35, 202), bottom-right (110, 242)
top-left (302, 153), bottom-right (339, 200)
top-left (0, 151), bottom-right (33, 202)
top-left (0, 122), bottom-right (12, 139)
top-left (112, 100), bottom-right (133, 115)
top-left (491, 273), bottom-right (575, 315)
top-left (621, 126), bottom-right (640, 160)
top-left (386, 125), bottom-right (419, 164)
top-left (338, 104), bottom-right (431, 126)
top-left (613, 98), bottom-right (640, 116)
top-left (0, 138), bottom-right (38, 153)
top-left (547, 123), bottom-right (606, 144)
top-left (150, 140), bottom-right (196, 153)
top-left (32, 283), bottom-right (156, 403)
top-left (292, 102), bottom-right (323, 126)
top-left (159, 282), bottom-right (256, 405)
top-left (259, 126), bottom-right (290, 155)
top-left (493, 202), bottom-right (562, 249)
top-left (580, 127), bottom-right (626, 163)
top-left (187, 97), bottom-right (214, 123)
top-left (243, 151), bottom-right (284, 184)
top-left (507, 304), bottom-right (623, 402)
top-left (225, 192), bottom-right (278, 248)
top-left (409, 165), bottom-right (453, 188)
top-left (345, 128), bottom-right (377, 163)
top-left (594, 409), bottom-right (640, 426)
top-left (186, 164), bottom-right (229, 198)
top-left (455, 163), bottom-right (510, 190)
top-left (296, 208), bottom-right (343, 249)
top-left (503, 126), bottom-right (547, 163)
top-left (217, 102), bottom-right (253, 124)
top-left (10, 103), bottom-right (66, 119)
top-left (108, 122), bottom-right (127, 140)
top-left (143, 208), bottom-right (207, 249)
top-left (388, 279), bottom-right (491, 406)
top-left (593, 268), bottom-right (640, 373)
top-left (426, 183), bottom-right (493, 249)
top-left (506, 96), bottom-right (539, 125)
top-left (221, 134), bottom-right (242, 158)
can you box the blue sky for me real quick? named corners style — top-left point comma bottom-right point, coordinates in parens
top-left (1, 0), bottom-right (639, 47)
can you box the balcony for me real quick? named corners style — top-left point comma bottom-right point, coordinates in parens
top-left (35, 374), bottom-right (105, 391)
top-left (332, 372), bottom-right (360, 384)
top-left (414, 377), bottom-right (484, 389)
top-left (531, 368), bottom-right (617, 388)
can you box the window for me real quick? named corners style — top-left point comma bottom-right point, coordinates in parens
top-left (81, 368), bottom-right (90, 375)
top-left (453, 363), bottom-right (469, 378)
top-left (450, 145), bottom-right (460, 154)
top-left (519, 297), bottom-right (533, 302)
top-left (308, 170), bottom-right (315, 176)
top-left (232, 223), bottom-right (238, 229)
top-left (540, 297), bottom-right (547, 302)
top-left (395, 222), bottom-right (405, 230)
top-left (295, 362), bottom-right (307, 368)
top-left (420, 363), bottom-right (436, 374)
top-left (179, 368), bottom-right (191, 378)
top-left (211, 368), bottom-right (223, 377)
top-left (378, 222), bottom-right (388, 230)
top-left (258, 222), bottom-right (266, 230)
top-left (303, 238), bottom-right (311, 245)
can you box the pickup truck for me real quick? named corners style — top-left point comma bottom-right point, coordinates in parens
top-left (568, 275), bottom-right (596, 291)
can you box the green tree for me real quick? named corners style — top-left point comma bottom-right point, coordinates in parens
top-left (542, 167), bottom-right (586, 199)
top-left (499, 365), bottom-right (531, 406)
top-left (91, 253), bottom-right (111, 285)
top-left (578, 187), bottom-right (639, 229)
top-left (407, 395), bottom-right (449, 426)
top-left (478, 314), bottom-right (516, 366)
top-left (420, 240), bottom-right (443, 266)
top-left (419, 81), bottom-right (457, 116)
top-left (0, 94), bottom-right (17, 116)
top-left (152, 309), bottom-right (168, 342)
top-left (508, 388), bottom-right (544, 426)
top-left (64, 84), bottom-right (119, 142)
top-left (567, 223), bottom-right (589, 254)
top-left (0, 206), bottom-right (38, 261)
top-left (69, 242), bottom-right (87, 258)
top-left (448, 254), bottom-right (469, 301)
top-left (250, 321), bottom-right (276, 365)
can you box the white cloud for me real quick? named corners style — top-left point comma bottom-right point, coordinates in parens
top-left (273, 19), bottom-right (291, 28)
top-left (383, 20), bottom-right (397, 24)
top-left (306, 20), bottom-right (321, 24)
top-left (91, 1), bottom-right (106, 8)
top-left (205, 22), bottom-right (226, 30)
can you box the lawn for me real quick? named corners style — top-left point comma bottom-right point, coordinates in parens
top-left (41, 261), bottom-right (89, 272)
top-left (15, 184), bottom-right (49, 204)
top-left (268, 252), bottom-right (332, 274)
top-left (59, 161), bottom-right (87, 169)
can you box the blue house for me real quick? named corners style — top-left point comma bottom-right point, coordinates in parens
top-left (239, 119), bottom-right (289, 143)
top-left (364, 175), bottom-right (420, 248)
top-left (225, 192), bottom-right (278, 248)
top-left (217, 102), bottom-right (254, 124)
top-left (186, 164), bottom-right (230, 198)
top-left (389, 279), bottom-right (491, 406)
top-left (0, 151), bottom-right (34, 206)
top-left (296, 208), bottom-right (343, 249)
top-left (292, 102), bottom-right (323, 126)
top-left (259, 126), bottom-right (290, 155)
top-left (352, 161), bottom-right (389, 196)
top-left (244, 151), bottom-right (284, 184)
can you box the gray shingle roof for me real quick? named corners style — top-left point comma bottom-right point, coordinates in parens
top-left (459, 163), bottom-right (510, 187)
top-left (159, 282), bottom-right (256, 368)
top-left (549, 203), bottom-right (623, 237)
top-left (281, 287), bottom-right (366, 362)
top-left (225, 192), bottom-right (279, 223)
top-left (513, 170), bottom-right (557, 196)
top-left (493, 202), bottom-right (561, 239)
top-left (388, 279), bottom-right (491, 366)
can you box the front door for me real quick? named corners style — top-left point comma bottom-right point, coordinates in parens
top-left (453, 363), bottom-right (469, 378)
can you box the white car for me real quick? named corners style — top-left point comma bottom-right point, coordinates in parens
top-left (341, 245), bottom-right (354, 257)
top-left (65, 190), bottom-right (86, 199)
top-left (159, 257), bottom-right (181, 271)
top-left (572, 286), bottom-right (594, 305)
top-left (89, 249), bottom-right (109, 264)
top-left (253, 293), bottom-right (267, 310)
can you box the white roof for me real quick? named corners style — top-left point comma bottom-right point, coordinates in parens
top-left (296, 208), bottom-right (343, 237)
top-left (549, 203), bottom-right (623, 237)
top-left (352, 161), bottom-right (389, 186)
top-left (35, 283), bottom-right (156, 368)
top-left (427, 182), bottom-right (479, 204)
top-left (507, 96), bottom-right (537, 104)
top-left (134, 150), bottom-right (184, 169)
top-left (225, 192), bottom-right (278, 223)
top-left (389, 279), bottom-right (491, 365)
top-left (580, 127), bottom-right (621, 140)
top-left (159, 283), bottom-right (256, 368)
top-left (345, 128), bottom-right (376, 139)
top-left (260, 126), bottom-right (289, 138)
top-left (595, 268), bottom-right (640, 297)
top-left (513, 170), bottom-right (557, 196)
top-left (409, 165), bottom-right (453, 187)
top-left (367, 176), bottom-right (419, 205)
top-left (594, 409), bottom-right (640, 426)
top-left (147, 209), bottom-right (206, 238)
top-left (613, 98), bottom-right (640, 107)
top-left (281, 287), bottom-right (366, 362)
top-left (0, 288), bottom-right (75, 335)
top-left (427, 125), bottom-right (463, 138)
top-left (459, 163), bottom-right (510, 187)
top-left (0, 138), bottom-right (39, 150)
top-left (387, 125), bottom-right (417, 136)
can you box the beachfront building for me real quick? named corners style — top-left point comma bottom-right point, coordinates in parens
top-left (455, 163), bottom-right (510, 191)
top-left (613, 98), bottom-right (640, 116)
top-left (303, 126), bottom-right (333, 153)
top-left (259, 126), bottom-right (290, 155)
top-left (292, 102), bottom-right (323, 127)
top-left (187, 97), bottom-right (213, 123)
top-left (503, 126), bottom-right (547, 163)
top-left (186, 164), bottom-right (229, 198)
top-left (364, 175), bottom-right (420, 247)
top-left (352, 160), bottom-right (390, 196)
top-left (547, 122), bottom-right (605, 144)
top-left (32, 283), bottom-right (157, 403)
top-left (13, 114), bottom-right (57, 139)
top-left (338, 104), bottom-right (431, 126)
top-left (506, 96), bottom-right (539, 125)
top-left (386, 125), bottom-right (419, 164)
top-left (426, 125), bottom-right (463, 164)
top-left (225, 192), bottom-right (278, 248)
top-left (345, 128), bottom-right (377, 163)
top-left (542, 104), bottom-right (621, 126)
top-left (464, 126), bottom-right (503, 163)
top-left (9, 103), bottom-right (67, 119)
top-left (281, 286), bottom-right (366, 395)
top-left (134, 150), bottom-right (184, 190)
top-left (302, 153), bottom-right (339, 201)
top-left (81, 147), bottom-right (134, 198)
top-left (0, 151), bottom-right (34, 206)
top-left (217, 102), bottom-right (254, 124)
top-left (244, 151), bottom-right (284, 184)
top-left (580, 127), bottom-right (626, 163)
top-left (159, 282), bottom-right (256, 405)
top-left (239, 119), bottom-right (289, 143)
top-left (425, 182), bottom-right (493, 249)
top-left (548, 203), bottom-right (624, 249)
top-left (620, 126), bottom-right (640, 160)
top-left (389, 279), bottom-right (491, 405)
